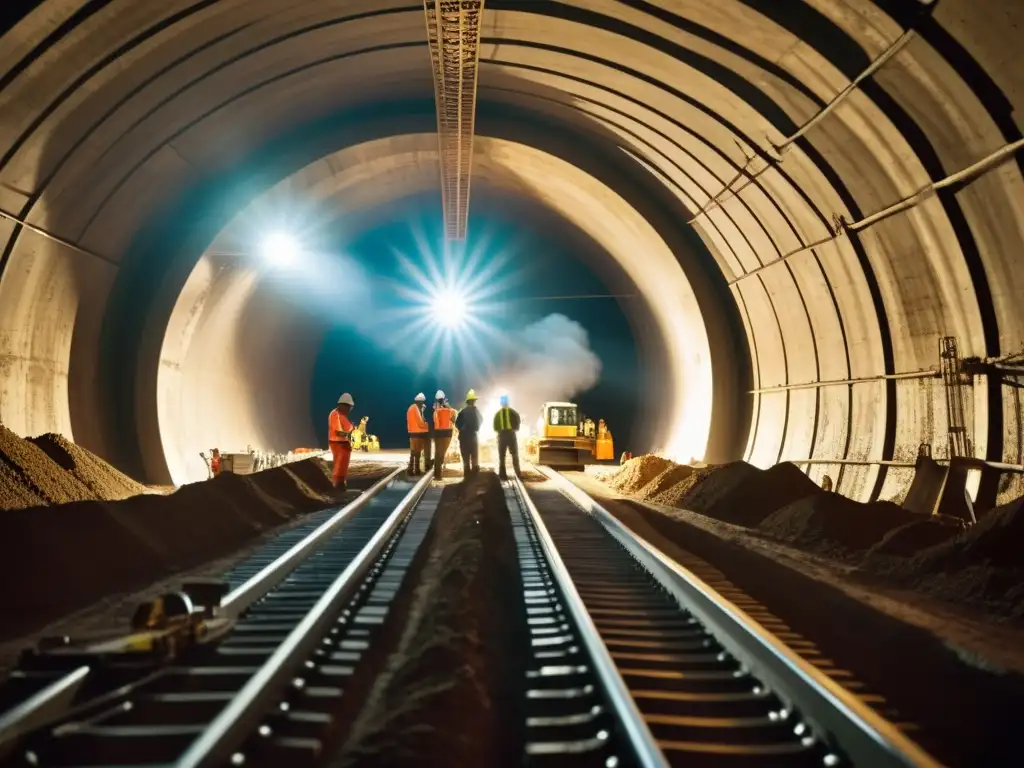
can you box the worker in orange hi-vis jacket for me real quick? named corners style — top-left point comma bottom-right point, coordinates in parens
top-left (329, 393), bottom-right (356, 491)
top-left (406, 392), bottom-right (429, 476)
top-left (431, 390), bottom-right (457, 480)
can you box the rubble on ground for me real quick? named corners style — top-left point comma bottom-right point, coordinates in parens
top-left (0, 424), bottom-right (95, 505)
top-left (635, 464), bottom-right (693, 501)
top-left (760, 492), bottom-right (927, 555)
top-left (597, 451), bottom-right (1024, 622)
top-left (608, 455), bottom-right (675, 494)
top-left (0, 450), bottom-right (389, 641)
top-left (29, 432), bottom-right (148, 501)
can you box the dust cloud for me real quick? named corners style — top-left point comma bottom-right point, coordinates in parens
top-left (483, 314), bottom-right (601, 427)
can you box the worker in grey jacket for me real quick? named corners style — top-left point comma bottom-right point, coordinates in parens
top-left (454, 389), bottom-right (482, 477)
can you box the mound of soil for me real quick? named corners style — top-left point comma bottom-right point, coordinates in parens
top-left (686, 462), bottom-right (818, 527)
top-left (636, 463), bottom-right (694, 501)
top-left (609, 454), bottom-right (676, 494)
top-left (29, 433), bottom-right (146, 501)
top-left (759, 492), bottom-right (925, 554)
top-left (332, 473), bottom-right (526, 767)
top-left (0, 461), bottom-right (44, 510)
top-left (910, 497), bottom-right (1024, 573)
top-left (865, 518), bottom-right (963, 559)
top-left (856, 498), bottom-right (1024, 620)
top-left (0, 457), bottom-right (380, 641)
top-left (664, 461), bottom-right (761, 512)
top-left (0, 424), bottom-right (93, 505)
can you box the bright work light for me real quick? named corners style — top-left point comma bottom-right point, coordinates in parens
top-left (259, 231), bottom-right (300, 266)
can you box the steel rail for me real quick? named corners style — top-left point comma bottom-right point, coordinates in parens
top-left (219, 465), bottom-right (403, 616)
top-left (0, 666), bottom-right (89, 761)
top-left (0, 468), bottom-right (405, 757)
top-left (509, 475), bottom-right (670, 768)
top-left (176, 470), bottom-right (434, 768)
top-left (537, 466), bottom-right (941, 767)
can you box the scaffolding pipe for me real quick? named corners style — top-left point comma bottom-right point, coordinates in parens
top-left (792, 457), bottom-right (1024, 473)
top-left (729, 137), bottom-right (1024, 285)
top-left (749, 369), bottom-right (938, 394)
top-left (690, 28), bottom-right (920, 222)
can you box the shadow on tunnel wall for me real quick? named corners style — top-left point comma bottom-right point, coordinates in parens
top-left (99, 92), bottom-right (751, 482)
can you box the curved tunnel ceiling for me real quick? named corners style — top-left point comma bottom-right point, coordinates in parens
top-left (158, 134), bottom-right (710, 485)
top-left (0, 1), bottom-right (1021, 505)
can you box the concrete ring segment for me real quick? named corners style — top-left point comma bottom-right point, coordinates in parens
top-left (0, 1), bottom-right (1020, 505)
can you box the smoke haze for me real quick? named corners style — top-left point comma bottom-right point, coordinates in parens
top-left (482, 313), bottom-right (602, 428)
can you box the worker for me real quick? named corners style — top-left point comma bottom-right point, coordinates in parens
top-left (454, 389), bottom-right (482, 477)
top-left (423, 393), bottom-right (435, 473)
top-left (210, 448), bottom-right (222, 477)
top-left (432, 390), bottom-right (457, 480)
top-left (329, 394), bottom-right (355, 491)
top-left (406, 392), bottom-right (429, 476)
top-left (493, 394), bottom-right (522, 481)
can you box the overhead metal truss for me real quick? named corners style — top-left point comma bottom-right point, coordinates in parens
top-left (424, 0), bottom-right (484, 241)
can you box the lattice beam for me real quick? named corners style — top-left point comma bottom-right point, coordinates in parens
top-left (424, 0), bottom-right (484, 241)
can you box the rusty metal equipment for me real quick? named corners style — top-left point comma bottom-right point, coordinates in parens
top-left (424, 0), bottom-right (485, 241)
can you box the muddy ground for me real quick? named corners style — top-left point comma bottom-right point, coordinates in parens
top-left (565, 472), bottom-right (1024, 767)
top-left (332, 473), bottom-right (526, 768)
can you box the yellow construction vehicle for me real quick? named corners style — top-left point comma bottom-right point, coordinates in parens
top-left (351, 416), bottom-right (380, 452)
top-left (538, 402), bottom-right (596, 469)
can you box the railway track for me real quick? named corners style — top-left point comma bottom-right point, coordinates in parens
top-left (510, 467), bottom-right (940, 767)
top-left (0, 463), bottom-right (942, 767)
top-left (0, 467), bottom-right (436, 766)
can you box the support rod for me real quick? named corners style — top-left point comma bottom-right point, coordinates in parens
top-left (749, 369), bottom-right (938, 394)
top-left (0, 207), bottom-right (118, 266)
top-left (728, 138), bottom-right (1024, 285)
top-left (424, 0), bottom-right (485, 241)
top-left (689, 27), bottom-right (921, 222)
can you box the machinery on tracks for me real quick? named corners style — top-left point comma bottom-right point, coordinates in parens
top-left (536, 401), bottom-right (615, 470)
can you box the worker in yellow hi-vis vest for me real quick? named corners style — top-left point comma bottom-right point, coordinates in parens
top-left (493, 394), bottom-right (522, 481)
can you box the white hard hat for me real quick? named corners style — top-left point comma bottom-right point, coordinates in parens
top-left (337, 393), bottom-right (354, 406)
top-left (435, 390), bottom-right (446, 400)
top-left (415, 392), bottom-right (426, 402)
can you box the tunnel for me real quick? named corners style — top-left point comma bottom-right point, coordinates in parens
top-left (0, 1), bottom-right (1022, 505)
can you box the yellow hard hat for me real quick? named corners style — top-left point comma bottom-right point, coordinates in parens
top-left (466, 389), bottom-right (478, 401)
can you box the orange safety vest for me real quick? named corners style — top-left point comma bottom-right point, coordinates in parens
top-left (433, 406), bottom-right (456, 435)
top-left (407, 404), bottom-right (428, 436)
top-left (329, 409), bottom-right (354, 444)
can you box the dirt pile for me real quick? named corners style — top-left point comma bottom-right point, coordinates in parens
top-left (760, 493), bottom-right (927, 555)
top-left (29, 433), bottom-right (147, 501)
top-left (636, 463), bottom-right (694, 501)
top-left (863, 498), bottom-right (1024, 619)
top-left (865, 518), bottom-right (963, 559)
top-left (670, 462), bottom-right (818, 527)
top-left (333, 474), bottom-right (526, 767)
top-left (661, 461), bottom-right (761, 512)
top-left (0, 424), bottom-right (94, 505)
top-left (608, 454), bottom-right (676, 494)
top-left (0, 461), bottom-right (45, 510)
top-left (0, 458), bottom-right (385, 641)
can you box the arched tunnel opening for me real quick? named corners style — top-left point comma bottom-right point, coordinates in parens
top-left (1, 2), bottom-right (1023, 766)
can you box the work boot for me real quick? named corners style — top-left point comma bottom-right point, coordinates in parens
top-left (408, 458), bottom-right (416, 476)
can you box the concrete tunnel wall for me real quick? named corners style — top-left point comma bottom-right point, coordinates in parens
top-left (157, 134), bottom-right (712, 485)
top-left (0, 1), bottom-right (1022, 503)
